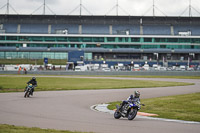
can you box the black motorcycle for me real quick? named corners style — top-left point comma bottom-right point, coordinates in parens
top-left (24, 84), bottom-right (33, 98)
top-left (114, 100), bottom-right (145, 120)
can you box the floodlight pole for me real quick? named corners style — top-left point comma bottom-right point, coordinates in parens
top-left (7, 0), bottom-right (9, 14)
top-left (153, 0), bottom-right (155, 16)
top-left (116, 0), bottom-right (119, 16)
top-left (189, 0), bottom-right (192, 17)
top-left (80, 0), bottom-right (82, 16)
top-left (43, 0), bottom-right (46, 15)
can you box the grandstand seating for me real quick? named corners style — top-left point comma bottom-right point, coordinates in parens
top-left (2, 22), bottom-right (200, 36)
top-left (82, 24), bottom-right (109, 34)
top-left (4, 23), bottom-right (18, 33)
top-left (112, 24), bottom-right (140, 35)
top-left (20, 24), bottom-right (48, 34)
top-left (51, 24), bottom-right (79, 34)
top-left (173, 25), bottom-right (200, 36)
top-left (143, 25), bottom-right (171, 35)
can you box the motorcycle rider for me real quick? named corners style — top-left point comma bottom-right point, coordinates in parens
top-left (119, 91), bottom-right (140, 111)
top-left (25, 77), bottom-right (37, 95)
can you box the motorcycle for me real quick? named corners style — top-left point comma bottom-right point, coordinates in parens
top-left (114, 100), bottom-right (145, 120)
top-left (24, 84), bottom-right (33, 98)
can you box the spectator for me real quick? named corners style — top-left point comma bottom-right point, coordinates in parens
top-left (18, 66), bottom-right (22, 74)
top-left (53, 65), bottom-right (55, 70)
top-left (23, 67), bottom-right (27, 74)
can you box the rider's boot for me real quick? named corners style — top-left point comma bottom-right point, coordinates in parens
top-left (119, 105), bottom-right (123, 112)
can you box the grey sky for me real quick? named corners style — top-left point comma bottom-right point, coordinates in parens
top-left (0, 0), bottom-right (200, 16)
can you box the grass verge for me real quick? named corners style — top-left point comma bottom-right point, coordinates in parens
top-left (0, 76), bottom-right (194, 92)
top-left (0, 124), bottom-right (90, 133)
top-left (107, 93), bottom-right (200, 122)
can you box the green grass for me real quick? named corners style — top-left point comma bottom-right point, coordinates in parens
top-left (0, 124), bottom-right (90, 133)
top-left (108, 93), bottom-right (200, 122)
top-left (0, 77), bottom-right (193, 92)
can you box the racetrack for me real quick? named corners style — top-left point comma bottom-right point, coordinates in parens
top-left (0, 77), bottom-right (200, 133)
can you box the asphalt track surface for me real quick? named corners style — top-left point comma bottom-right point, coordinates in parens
top-left (0, 76), bottom-right (200, 133)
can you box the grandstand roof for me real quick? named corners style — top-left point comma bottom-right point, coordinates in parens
top-left (0, 14), bottom-right (200, 25)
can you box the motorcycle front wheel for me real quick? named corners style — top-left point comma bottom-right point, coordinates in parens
top-left (128, 108), bottom-right (137, 120)
top-left (24, 91), bottom-right (28, 98)
top-left (114, 111), bottom-right (121, 119)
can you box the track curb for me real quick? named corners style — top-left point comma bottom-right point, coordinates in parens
top-left (91, 103), bottom-right (200, 124)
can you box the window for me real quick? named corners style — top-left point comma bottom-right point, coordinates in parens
top-left (6, 36), bottom-right (17, 41)
top-left (107, 37), bottom-right (115, 42)
top-left (144, 38), bottom-right (152, 42)
top-left (82, 37), bottom-right (92, 42)
top-left (131, 38), bottom-right (140, 42)
top-left (68, 37), bottom-right (80, 42)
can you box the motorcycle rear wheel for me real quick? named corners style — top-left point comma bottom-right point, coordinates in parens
top-left (114, 111), bottom-right (121, 119)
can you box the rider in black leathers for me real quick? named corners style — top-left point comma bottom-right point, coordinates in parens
top-left (25, 77), bottom-right (37, 95)
top-left (119, 91), bottom-right (140, 111)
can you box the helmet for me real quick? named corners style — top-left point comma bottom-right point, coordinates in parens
top-left (134, 91), bottom-right (140, 98)
top-left (32, 77), bottom-right (36, 80)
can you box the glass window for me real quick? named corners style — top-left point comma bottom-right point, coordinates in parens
top-left (166, 45), bottom-right (179, 49)
top-left (118, 38), bottom-right (123, 42)
top-left (30, 52), bottom-right (43, 59)
top-left (0, 52), bottom-right (5, 59)
top-left (31, 37), bottom-right (43, 41)
top-left (131, 45), bottom-right (141, 49)
top-left (6, 36), bottom-right (17, 41)
top-left (160, 45), bottom-right (166, 48)
top-left (86, 44), bottom-right (96, 48)
top-left (55, 52), bottom-right (67, 59)
top-left (5, 52), bottom-right (18, 59)
top-left (0, 36), bottom-right (5, 41)
top-left (191, 38), bottom-right (200, 43)
top-left (125, 38), bottom-right (129, 42)
top-left (82, 37), bottom-right (92, 42)
top-left (107, 37), bottom-right (115, 42)
top-left (144, 38), bottom-right (152, 42)
top-left (154, 38), bottom-right (166, 43)
top-left (18, 52), bottom-right (29, 59)
top-left (44, 37), bottom-right (55, 42)
top-left (179, 38), bottom-right (190, 43)
top-left (142, 45), bottom-right (158, 49)
top-left (93, 37), bottom-right (104, 42)
top-left (68, 37), bottom-right (80, 42)
top-left (56, 37), bottom-right (68, 42)
top-left (0, 43), bottom-right (6, 46)
top-left (84, 53), bottom-right (92, 60)
top-left (167, 38), bottom-right (178, 42)
top-left (131, 38), bottom-right (140, 42)
top-left (101, 44), bottom-right (115, 48)
top-left (194, 45), bottom-right (200, 49)
top-left (42, 52), bottom-right (54, 59)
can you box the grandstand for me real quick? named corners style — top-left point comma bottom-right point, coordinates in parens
top-left (0, 14), bottom-right (200, 67)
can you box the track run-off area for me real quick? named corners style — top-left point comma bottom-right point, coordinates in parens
top-left (0, 75), bottom-right (200, 133)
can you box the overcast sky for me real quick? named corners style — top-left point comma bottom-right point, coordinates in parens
top-left (0, 0), bottom-right (200, 16)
